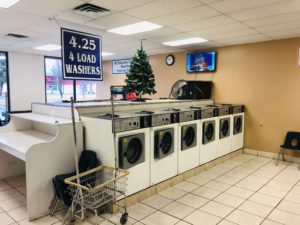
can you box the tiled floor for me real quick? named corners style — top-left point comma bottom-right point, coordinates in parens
top-left (2, 154), bottom-right (300, 225)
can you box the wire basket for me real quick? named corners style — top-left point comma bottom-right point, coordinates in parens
top-left (65, 165), bottom-right (128, 210)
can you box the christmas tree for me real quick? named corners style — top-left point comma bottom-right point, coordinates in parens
top-left (124, 41), bottom-right (156, 99)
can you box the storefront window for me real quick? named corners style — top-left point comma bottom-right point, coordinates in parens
top-left (45, 57), bottom-right (74, 102)
top-left (45, 57), bottom-right (97, 102)
top-left (0, 52), bottom-right (9, 124)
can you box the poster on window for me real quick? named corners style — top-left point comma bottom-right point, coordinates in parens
top-left (112, 59), bottom-right (132, 74)
top-left (61, 28), bottom-right (103, 80)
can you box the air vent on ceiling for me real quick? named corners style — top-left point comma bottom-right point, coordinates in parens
top-left (6, 33), bottom-right (28, 39)
top-left (73, 3), bottom-right (110, 13)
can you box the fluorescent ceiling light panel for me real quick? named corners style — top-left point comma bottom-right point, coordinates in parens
top-left (162, 37), bottom-right (208, 46)
top-left (108, 21), bottom-right (162, 35)
top-left (102, 52), bottom-right (114, 56)
top-left (0, 0), bottom-right (21, 8)
top-left (34, 44), bottom-right (61, 51)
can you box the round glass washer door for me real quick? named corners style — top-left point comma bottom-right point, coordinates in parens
top-left (184, 126), bottom-right (195, 147)
top-left (205, 123), bottom-right (214, 141)
top-left (126, 137), bottom-right (143, 164)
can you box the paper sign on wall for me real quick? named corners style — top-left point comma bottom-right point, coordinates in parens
top-left (112, 59), bottom-right (132, 74)
top-left (298, 47), bottom-right (300, 67)
top-left (61, 28), bottom-right (103, 80)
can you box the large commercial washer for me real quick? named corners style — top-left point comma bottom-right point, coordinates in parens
top-left (231, 105), bottom-right (245, 152)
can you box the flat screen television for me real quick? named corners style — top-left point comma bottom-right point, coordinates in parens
top-left (186, 51), bottom-right (216, 73)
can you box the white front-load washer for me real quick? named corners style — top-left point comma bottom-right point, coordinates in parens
top-left (231, 105), bottom-right (245, 152)
top-left (177, 109), bottom-right (200, 173)
top-left (215, 104), bottom-right (233, 157)
top-left (82, 112), bottom-right (151, 196)
top-left (149, 111), bottom-right (178, 185)
top-left (199, 107), bottom-right (219, 165)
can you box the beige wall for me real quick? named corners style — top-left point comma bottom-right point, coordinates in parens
top-left (99, 37), bottom-right (300, 154)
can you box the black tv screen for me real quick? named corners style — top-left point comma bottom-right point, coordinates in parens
top-left (186, 51), bottom-right (216, 73)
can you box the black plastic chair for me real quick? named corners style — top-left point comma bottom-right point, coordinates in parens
top-left (50, 150), bottom-right (98, 215)
top-left (277, 132), bottom-right (300, 166)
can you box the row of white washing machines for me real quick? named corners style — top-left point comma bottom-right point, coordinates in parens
top-left (82, 104), bottom-right (245, 196)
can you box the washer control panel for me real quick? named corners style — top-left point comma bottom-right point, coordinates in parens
top-left (219, 107), bottom-right (230, 116)
top-left (114, 117), bottom-right (140, 133)
top-left (179, 111), bottom-right (194, 122)
top-left (151, 114), bottom-right (171, 127)
top-left (201, 108), bottom-right (215, 119)
top-left (231, 105), bottom-right (245, 114)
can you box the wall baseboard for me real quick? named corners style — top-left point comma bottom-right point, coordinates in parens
top-left (243, 148), bottom-right (297, 163)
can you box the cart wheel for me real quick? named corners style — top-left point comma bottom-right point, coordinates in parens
top-left (69, 217), bottom-right (76, 225)
top-left (120, 212), bottom-right (128, 225)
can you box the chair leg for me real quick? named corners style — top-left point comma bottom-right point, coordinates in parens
top-left (277, 148), bottom-right (283, 166)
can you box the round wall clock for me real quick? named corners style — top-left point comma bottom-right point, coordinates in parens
top-left (166, 55), bottom-right (175, 66)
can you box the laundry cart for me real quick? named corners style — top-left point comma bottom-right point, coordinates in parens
top-left (64, 165), bottom-right (129, 225)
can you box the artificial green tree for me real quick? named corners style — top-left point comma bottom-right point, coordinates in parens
top-left (124, 42), bottom-right (156, 100)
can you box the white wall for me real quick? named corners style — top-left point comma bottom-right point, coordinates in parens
top-left (8, 52), bottom-right (45, 111)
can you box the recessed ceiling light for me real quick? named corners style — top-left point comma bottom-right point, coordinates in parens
top-left (34, 44), bottom-right (61, 51)
top-left (162, 37), bottom-right (208, 46)
top-left (108, 21), bottom-right (162, 35)
top-left (102, 52), bottom-right (114, 56)
top-left (0, 0), bottom-right (21, 8)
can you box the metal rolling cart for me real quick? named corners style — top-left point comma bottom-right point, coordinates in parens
top-left (64, 97), bottom-right (129, 225)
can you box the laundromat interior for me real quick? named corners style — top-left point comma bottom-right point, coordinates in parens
top-left (0, 0), bottom-right (300, 225)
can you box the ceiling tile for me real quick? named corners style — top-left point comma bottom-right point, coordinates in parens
top-left (255, 21), bottom-right (300, 33)
top-left (229, 0), bottom-right (300, 21)
top-left (12, 0), bottom-right (83, 17)
top-left (57, 10), bottom-right (94, 24)
top-left (199, 0), bottom-right (221, 3)
top-left (88, 13), bottom-right (141, 30)
top-left (151, 33), bottom-right (199, 43)
top-left (218, 34), bottom-right (270, 44)
top-left (244, 11), bottom-right (300, 27)
top-left (204, 29), bottom-right (259, 40)
top-left (123, 0), bottom-right (202, 19)
top-left (171, 15), bottom-right (236, 32)
top-left (265, 28), bottom-right (300, 39)
top-left (210, 0), bottom-right (286, 13)
top-left (151, 5), bottom-right (220, 26)
top-left (0, 11), bottom-right (43, 29)
top-left (89, 0), bottom-right (155, 11)
top-left (190, 22), bottom-right (248, 36)
top-left (130, 28), bottom-right (180, 40)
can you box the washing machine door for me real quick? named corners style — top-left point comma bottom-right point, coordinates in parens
top-left (220, 118), bottom-right (230, 139)
top-left (234, 115), bottom-right (243, 135)
top-left (181, 124), bottom-right (197, 150)
top-left (154, 129), bottom-right (174, 159)
top-left (119, 134), bottom-right (145, 169)
top-left (203, 121), bottom-right (215, 144)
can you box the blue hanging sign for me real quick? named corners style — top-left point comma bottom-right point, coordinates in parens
top-left (112, 58), bottom-right (132, 74)
top-left (61, 28), bottom-right (103, 80)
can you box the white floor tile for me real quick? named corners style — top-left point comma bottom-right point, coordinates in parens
top-left (184, 210), bottom-right (222, 225)
top-left (192, 187), bottom-right (221, 199)
top-left (158, 187), bottom-right (187, 200)
top-left (225, 186), bottom-right (254, 199)
top-left (141, 194), bottom-right (173, 209)
top-left (0, 181), bottom-right (13, 192)
top-left (204, 181), bottom-right (231, 192)
top-left (268, 209), bottom-right (300, 225)
top-left (0, 189), bottom-right (22, 201)
top-left (187, 175), bottom-right (212, 186)
top-left (7, 205), bottom-right (27, 221)
top-left (284, 192), bottom-right (300, 204)
top-left (200, 201), bottom-right (234, 218)
top-left (4, 175), bottom-right (26, 188)
top-left (173, 181), bottom-right (199, 192)
top-left (249, 193), bottom-right (281, 207)
top-left (141, 211), bottom-right (179, 225)
top-left (0, 195), bottom-right (26, 211)
top-left (175, 221), bottom-right (190, 225)
top-left (261, 219), bottom-right (283, 225)
top-left (277, 200), bottom-right (300, 215)
top-left (218, 220), bottom-right (238, 225)
top-left (161, 201), bottom-right (195, 219)
top-left (0, 212), bottom-right (15, 225)
top-left (18, 215), bottom-right (59, 225)
top-left (238, 200), bottom-right (273, 218)
top-left (215, 175), bottom-right (241, 185)
top-left (258, 185), bottom-right (288, 199)
top-left (127, 202), bottom-right (156, 221)
top-left (177, 194), bottom-right (209, 209)
top-left (214, 193), bottom-right (245, 208)
top-left (198, 171), bottom-right (221, 180)
top-left (267, 180), bottom-right (293, 192)
top-left (226, 209), bottom-right (264, 225)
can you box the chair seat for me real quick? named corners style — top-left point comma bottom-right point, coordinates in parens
top-left (55, 172), bottom-right (76, 184)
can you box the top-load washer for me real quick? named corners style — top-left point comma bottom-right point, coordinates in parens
top-left (231, 105), bottom-right (245, 151)
top-left (199, 106), bottom-right (219, 165)
top-left (82, 111), bottom-right (151, 196)
top-left (176, 107), bottom-right (200, 173)
top-left (145, 109), bottom-right (179, 185)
